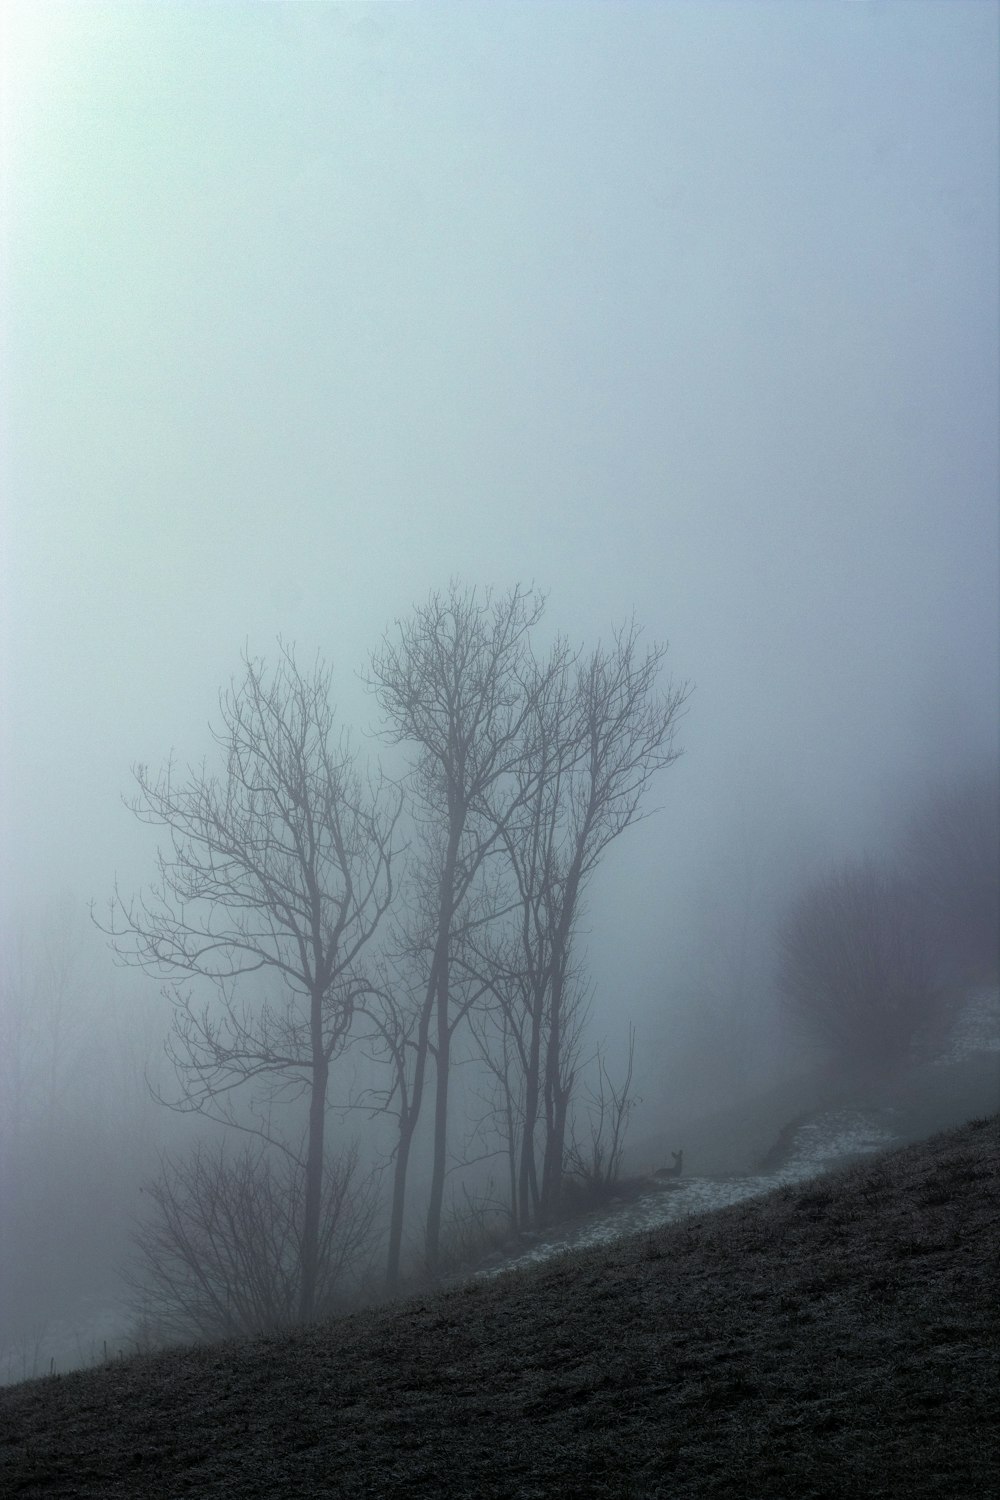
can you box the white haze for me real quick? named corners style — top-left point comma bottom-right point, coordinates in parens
top-left (1, 1), bottom-right (997, 1368)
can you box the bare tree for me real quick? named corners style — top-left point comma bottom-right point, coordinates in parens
top-left (366, 582), bottom-right (546, 1286)
top-left (776, 856), bottom-right (943, 1080)
top-left (462, 930), bottom-right (538, 1233)
top-left (500, 624), bottom-right (689, 1224)
top-left (99, 645), bottom-right (401, 1321)
top-left (565, 1025), bottom-right (640, 1205)
top-left (362, 594), bottom-right (687, 1279)
top-left (129, 1139), bottom-right (379, 1344)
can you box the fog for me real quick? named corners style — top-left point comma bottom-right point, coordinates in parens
top-left (2, 1), bottom-right (997, 1374)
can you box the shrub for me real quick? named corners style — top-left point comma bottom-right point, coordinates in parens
top-left (776, 856), bottom-right (944, 1080)
top-left (128, 1139), bottom-right (380, 1343)
top-left (899, 764), bottom-right (1000, 983)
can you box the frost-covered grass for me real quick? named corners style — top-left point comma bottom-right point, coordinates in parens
top-left (477, 1104), bottom-right (904, 1276)
top-left (468, 983), bottom-right (1000, 1278)
top-left (2, 1114), bottom-right (997, 1499)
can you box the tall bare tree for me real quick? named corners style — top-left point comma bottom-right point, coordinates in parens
top-left (100, 645), bottom-right (401, 1321)
top-left (498, 623), bottom-right (689, 1224)
top-left (366, 583), bottom-right (546, 1285)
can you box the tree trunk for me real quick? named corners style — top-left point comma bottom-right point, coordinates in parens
top-left (384, 1108), bottom-right (416, 1293)
top-left (539, 927), bottom-right (573, 1222)
top-left (539, 999), bottom-right (562, 1221)
top-left (518, 985), bottom-right (543, 1228)
top-left (423, 979), bottom-right (451, 1278)
top-left (384, 971), bottom-right (438, 1291)
top-left (422, 828), bottom-right (462, 1280)
top-left (299, 1042), bottom-right (329, 1323)
top-left (383, 934), bottom-right (447, 1292)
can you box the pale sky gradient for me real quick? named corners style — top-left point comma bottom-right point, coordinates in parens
top-left (2, 1), bottom-right (998, 1022)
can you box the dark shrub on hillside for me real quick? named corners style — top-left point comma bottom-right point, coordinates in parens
top-left (777, 856), bottom-right (944, 1080)
top-left (899, 764), bottom-right (1000, 983)
top-left (128, 1140), bottom-right (380, 1344)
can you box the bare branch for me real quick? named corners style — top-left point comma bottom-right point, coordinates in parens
top-left (97, 643), bottom-right (401, 1322)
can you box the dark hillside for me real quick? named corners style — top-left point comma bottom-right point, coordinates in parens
top-left (2, 1116), bottom-right (997, 1499)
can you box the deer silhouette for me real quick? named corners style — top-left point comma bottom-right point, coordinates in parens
top-left (653, 1150), bottom-right (683, 1179)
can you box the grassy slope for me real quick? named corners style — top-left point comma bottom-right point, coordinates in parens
top-left (2, 1115), bottom-right (997, 1500)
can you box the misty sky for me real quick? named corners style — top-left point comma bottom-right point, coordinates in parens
top-left (2, 1), bottom-right (997, 1019)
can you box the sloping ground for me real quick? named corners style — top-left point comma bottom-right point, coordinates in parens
top-left (2, 1115), bottom-right (997, 1499)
